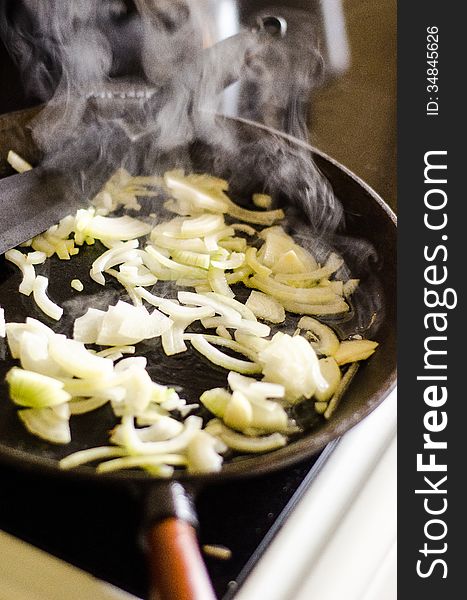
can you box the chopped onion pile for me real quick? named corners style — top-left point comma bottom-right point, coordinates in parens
top-left (2, 162), bottom-right (379, 476)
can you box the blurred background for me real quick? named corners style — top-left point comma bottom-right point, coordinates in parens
top-left (0, 0), bottom-right (396, 207)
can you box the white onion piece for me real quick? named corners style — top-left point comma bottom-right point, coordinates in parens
top-left (77, 214), bottom-right (151, 241)
top-left (163, 170), bottom-right (229, 213)
top-left (206, 419), bottom-right (287, 453)
top-left (5, 249), bottom-right (36, 296)
top-left (90, 240), bottom-right (139, 285)
top-left (245, 290), bottom-right (286, 324)
top-left (5, 319), bottom-right (55, 358)
top-left (116, 367), bottom-right (155, 413)
top-left (71, 279), bottom-right (84, 292)
top-left (179, 214), bottom-right (225, 237)
top-left (32, 276), bottom-right (63, 320)
top-left (95, 301), bottom-right (172, 346)
top-left (69, 396), bottom-right (109, 415)
top-left (18, 331), bottom-right (65, 377)
top-left (258, 332), bottom-right (328, 403)
top-left (7, 150), bottom-right (33, 173)
top-left (118, 306), bottom-right (172, 340)
top-left (60, 446), bottom-right (127, 469)
top-left (6, 367), bottom-right (71, 408)
top-left (204, 227), bottom-right (236, 251)
top-left (48, 337), bottom-right (114, 379)
top-left (208, 268), bottom-right (234, 298)
top-left (114, 356), bottom-right (147, 371)
top-left (162, 324), bottom-right (187, 355)
top-left (210, 252), bottom-right (245, 271)
top-left (59, 376), bottom-right (121, 398)
top-left (187, 430), bottom-right (226, 473)
top-left (96, 455), bottom-right (186, 474)
top-left (73, 308), bottom-right (106, 343)
top-left (178, 291), bottom-right (241, 324)
top-left (136, 417), bottom-right (184, 442)
top-left (186, 334), bottom-right (261, 375)
top-left (110, 414), bottom-right (203, 455)
top-left (26, 251), bottom-right (47, 265)
top-left (201, 316), bottom-right (270, 338)
top-left (145, 245), bottom-right (207, 279)
top-left (18, 406), bottom-right (71, 444)
top-left (227, 372), bottom-right (285, 400)
top-left (96, 346), bottom-right (136, 358)
top-left (202, 292), bottom-right (257, 322)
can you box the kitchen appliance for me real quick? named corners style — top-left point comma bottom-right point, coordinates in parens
top-left (0, 106), bottom-right (396, 599)
top-left (0, 3), bottom-right (396, 599)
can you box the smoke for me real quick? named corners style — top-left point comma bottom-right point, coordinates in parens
top-left (1, 0), bottom-right (384, 334)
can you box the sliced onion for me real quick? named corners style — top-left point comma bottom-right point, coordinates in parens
top-left (258, 332), bottom-right (328, 404)
top-left (245, 290), bottom-right (285, 324)
top-left (187, 430), bottom-right (226, 473)
top-left (278, 297), bottom-right (350, 316)
top-left (186, 334), bottom-right (261, 375)
top-left (26, 251), bottom-right (47, 265)
top-left (163, 170), bottom-right (230, 213)
top-left (49, 337), bottom-right (114, 379)
top-left (208, 267), bottom-right (234, 298)
top-left (161, 323), bottom-right (187, 355)
top-left (90, 240), bottom-right (139, 285)
top-left (224, 198), bottom-right (285, 226)
top-left (69, 396), bottom-right (110, 415)
top-left (7, 149), bottom-right (33, 173)
top-left (110, 414), bottom-right (203, 455)
top-left (178, 291), bottom-right (241, 323)
top-left (245, 247), bottom-right (272, 277)
top-left (77, 214), bottom-right (151, 241)
top-left (204, 227), bottom-right (236, 251)
top-left (73, 308), bottom-right (106, 343)
top-left (18, 331), bottom-right (64, 377)
top-left (18, 406), bottom-right (71, 444)
top-left (248, 274), bottom-right (338, 305)
top-left (333, 339), bottom-right (379, 365)
top-left (206, 419), bottom-right (287, 453)
top-left (60, 446), bottom-right (127, 469)
top-left (297, 316), bottom-right (340, 356)
top-left (32, 276), bottom-right (63, 320)
top-left (6, 367), bottom-right (71, 408)
top-left (5, 249), bottom-right (36, 296)
top-left (96, 454), bottom-right (186, 474)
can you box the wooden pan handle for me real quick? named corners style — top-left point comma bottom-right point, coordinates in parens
top-left (148, 517), bottom-right (217, 600)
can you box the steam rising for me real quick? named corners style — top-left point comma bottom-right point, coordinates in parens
top-left (1, 0), bottom-right (384, 335)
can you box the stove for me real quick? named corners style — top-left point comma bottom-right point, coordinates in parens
top-left (0, 392), bottom-right (396, 600)
top-left (0, 2), bottom-right (396, 598)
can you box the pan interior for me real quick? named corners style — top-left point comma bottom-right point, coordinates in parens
top-left (0, 117), bottom-right (396, 481)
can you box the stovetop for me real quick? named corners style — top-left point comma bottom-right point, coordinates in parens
top-left (0, 3), bottom-right (396, 598)
top-left (0, 445), bottom-right (335, 599)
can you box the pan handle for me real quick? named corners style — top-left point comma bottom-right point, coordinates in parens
top-left (142, 481), bottom-right (217, 600)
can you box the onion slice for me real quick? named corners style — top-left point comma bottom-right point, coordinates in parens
top-left (32, 276), bottom-right (63, 320)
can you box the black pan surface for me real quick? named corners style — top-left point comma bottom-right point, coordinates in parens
top-left (0, 113), bottom-right (396, 484)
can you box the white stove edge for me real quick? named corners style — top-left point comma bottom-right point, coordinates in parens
top-left (235, 389), bottom-right (397, 600)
